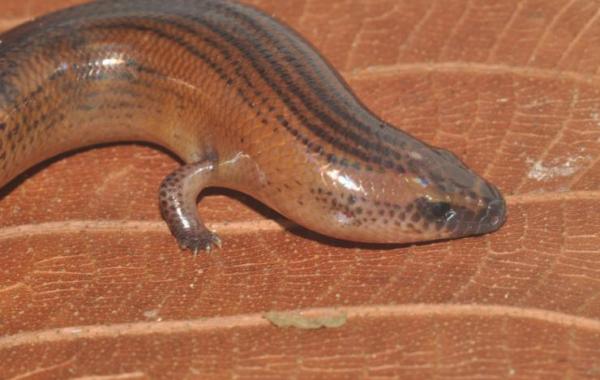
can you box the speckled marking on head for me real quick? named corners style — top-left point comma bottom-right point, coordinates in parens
top-left (309, 186), bottom-right (458, 235)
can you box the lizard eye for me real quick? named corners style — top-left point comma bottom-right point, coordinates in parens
top-left (418, 200), bottom-right (453, 221)
top-left (429, 202), bottom-right (451, 218)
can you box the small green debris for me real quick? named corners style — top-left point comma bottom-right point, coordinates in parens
top-left (264, 311), bottom-right (347, 329)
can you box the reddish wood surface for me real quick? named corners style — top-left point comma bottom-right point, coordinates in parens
top-left (1, 0), bottom-right (600, 378)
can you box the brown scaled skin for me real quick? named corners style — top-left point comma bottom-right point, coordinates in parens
top-left (0, 0), bottom-right (506, 254)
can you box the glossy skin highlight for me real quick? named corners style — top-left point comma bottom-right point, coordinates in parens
top-left (0, 0), bottom-right (506, 253)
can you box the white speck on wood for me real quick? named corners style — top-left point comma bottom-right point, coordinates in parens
top-left (526, 156), bottom-right (589, 181)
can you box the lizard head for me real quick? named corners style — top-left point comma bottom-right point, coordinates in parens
top-left (291, 132), bottom-right (506, 245)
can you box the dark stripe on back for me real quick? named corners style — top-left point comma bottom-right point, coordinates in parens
top-left (87, 19), bottom-right (375, 165)
top-left (1, 0), bottom-right (414, 172)
top-left (73, 0), bottom-right (404, 168)
top-left (201, 1), bottom-right (408, 159)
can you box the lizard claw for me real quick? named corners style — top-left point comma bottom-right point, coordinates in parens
top-left (176, 229), bottom-right (222, 255)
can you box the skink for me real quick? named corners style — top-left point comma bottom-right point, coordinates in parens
top-left (0, 0), bottom-right (506, 253)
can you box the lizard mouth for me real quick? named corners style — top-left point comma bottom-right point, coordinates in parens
top-left (449, 182), bottom-right (507, 237)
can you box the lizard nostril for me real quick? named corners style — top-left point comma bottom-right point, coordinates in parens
top-left (484, 199), bottom-right (506, 228)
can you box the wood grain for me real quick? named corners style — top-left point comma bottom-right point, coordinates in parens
top-left (1, 0), bottom-right (599, 378)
